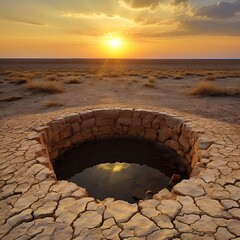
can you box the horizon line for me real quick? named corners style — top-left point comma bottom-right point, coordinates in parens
top-left (0, 57), bottom-right (240, 60)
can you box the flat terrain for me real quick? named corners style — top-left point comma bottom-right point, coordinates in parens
top-left (0, 60), bottom-right (240, 240)
top-left (0, 60), bottom-right (239, 125)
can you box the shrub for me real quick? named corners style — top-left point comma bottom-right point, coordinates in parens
top-left (42, 100), bottom-right (64, 108)
top-left (26, 80), bottom-right (64, 93)
top-left (189, 82), bottom-right (240, 97)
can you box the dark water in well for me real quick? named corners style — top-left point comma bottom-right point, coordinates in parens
top-left (53, 138), bottom-right (187, 203)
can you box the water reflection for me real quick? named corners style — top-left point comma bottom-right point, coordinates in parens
top-left (54, 138), bottom-right (187, 203)
top-left (97, 162), bottom-right (130, 172)
top-left (69, 162), bottom-right (170, 203)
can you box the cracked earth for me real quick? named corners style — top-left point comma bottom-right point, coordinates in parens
top-left (0, 104), bottom-right (240, 240)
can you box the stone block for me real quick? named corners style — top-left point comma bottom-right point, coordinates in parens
top-left (128, 125), bottom-right (145, 137)
top-left (95, 118), bottom-right (113, 127)
top-left (81, 118), bottom-right (96, 129)
top-left (93, 108), bottom-right (120, 119)
top-left (144, 128), bottom-right (157, 141)
top-left (59, 124), bottom-right (72, 140)
top-left (117, 117), bottom-right (132, 126)
top-left (48, 118), bottom-right (65, 130)
top-left (165, 140), bottom-right (180, 151)
top-left (81, 129), bottom-right (93, 140)
top-left (64, 113), bottom-right (81, 124)
top-left (179, 134), bottom-right (190, 152)
top-left (80, 110), bottom-right (93, 120)
top-left (158, 128), bottom-right (173, 142)
top-left (142, 111), bottom-right (157, 128)
top-left (71, 122), bottom-right (81, 133)
top-left (70, 133), bottom-right (83, 144)
top-left (98, 126), bottom-right (113, 136)
top-left (132, 110), bottom-right (142, 126)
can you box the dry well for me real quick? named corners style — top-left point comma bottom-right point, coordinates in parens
top-left (0, 107), bottom-right (240, 240)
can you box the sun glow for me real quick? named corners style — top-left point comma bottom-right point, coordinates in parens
top-left (109, 38), bottom-right (122, 48)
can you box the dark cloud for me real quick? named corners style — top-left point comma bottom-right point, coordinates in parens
top-left (121, 0), bottom-right (160, 9)
top-left (172, 0), bottom-right (188, 5)
top-left (2, 16), bottom-right (45, 26)
top-left (196, 0), bottom-right (240, 19)
top-left (131, 20), bottom-right (240, 38)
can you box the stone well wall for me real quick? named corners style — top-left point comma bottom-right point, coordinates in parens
top-left (28, 108), bottom-right (209, 177)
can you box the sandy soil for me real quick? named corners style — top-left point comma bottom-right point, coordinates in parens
top-left (0, 62), bottom-right (239, 126)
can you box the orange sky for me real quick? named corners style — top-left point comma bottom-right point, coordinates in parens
top-left (0, 0), bottom-right (240, 58)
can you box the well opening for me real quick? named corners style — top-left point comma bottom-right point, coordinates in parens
top-left (33, 108), bottom-right (202, 203)
top-left (53, 138), bottom-right (188, 203)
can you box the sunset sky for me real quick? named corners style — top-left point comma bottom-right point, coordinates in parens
top-left (0, 0), bottom-right (240, 58)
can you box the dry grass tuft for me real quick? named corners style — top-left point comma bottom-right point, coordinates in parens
top-left (6, 77), bottom-right (31, 85)
top-left (148, 77), bottom-right (156, 83)
top-left (143, 83), bottom-right (158, 89)
top-left (45, 75), bottom-right (59, 81)
top-left (26, 80), bottom-right (64, 93)
top-left (189, 82), bottom-right (240, 97)
top-left (42, 100), bottom-right (64, 108)
top-left (201, 76), bottom-right (217, 81)
top-left (64, 77), bottom-right (82, 84)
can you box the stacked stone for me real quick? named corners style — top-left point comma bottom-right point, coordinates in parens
top-left (1, 107), bottom-right (240, 240)
top-left (33, 108), bottom-right (202, 172)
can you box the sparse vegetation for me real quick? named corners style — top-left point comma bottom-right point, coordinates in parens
top-left (45, 74), bottom-right (59, 81)
top-left (26, 80), bottom-right (64, 93)
top-left (201, 76), bottom-right (217, 81)
top-left (6, 77), bottom-right (30, 85)
top-left (148, 77), bottom-right (156, 83)
top-left (143, 83), bottom-right (157, 88)
top-left (42, 100), bottom-right (64, 108)
top-left (64, 77), bottom-right (82, 84)
top-left (189, 82), bottom-right (240, 97)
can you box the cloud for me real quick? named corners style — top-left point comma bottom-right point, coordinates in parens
top-left (120, 0), bottom-right (161, 9)
top-left (1, 16), bottom-right (46, 26)
top-left (137, 20), bottom-right (240, 38)
top-left (172, 0), bottom-right (188, 5)
top-left (196, 0), bottom-right (240, 19)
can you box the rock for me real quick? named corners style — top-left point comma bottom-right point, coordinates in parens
top-left (103, 225), bottom-right (121, 239)
top-left (104, 200), bottom-right (138, 223)
top-left (144, 128), bottom-right (157, 140)
top-left (181, 233), bottom-right (214, 240)
top-left (228, 208), bottom-right (240, 220)
top-left (173, 220), bottom-right (192, 233)
top-left (168, 174), bottom-right (181, 187)
top-left (157, 199), bottom-right (182, 219)
top-left (81, 118), bottom-right (96, 129)
top-left (64, 113), bottom-right (81, 124)
top-left (147, 229), bottom-right (178, 240)
top-left (173, 180), bottom-right (205, 197)
top-left (165, 140), bottom-right (180, 151)
top-left (221, 200), bottom-right (239, 210)
top-left (158, 128), bottom-right (172, 142)
top-left (71, 122), bottom-right (81, 133)
top-left (191, 215), bottom-right (218, 233)
top-left (121, 213), bottom-right (158, 237)
top-left (153, 214), bottom-right (174, 229)
top-left (143, 190), bottom-right (153, 200)
top-left (195, 196), bottom-right (224, 218)
top-left (227, 219), bottom-right (240, 236)
top-left (214, 227), bottom-right (235, 240)
top-left (153, 188), bottom-right (173, 201)
top-left (7, 209), bottom-right (33, 227)
top-left (73, 211), bottom-right (102, 237)
top-left (176, 214), bottom-right (200, 225)
top-left (34, 201), bottom-right (57, 218)
top-left (75, 228), bottom-right (104, 240)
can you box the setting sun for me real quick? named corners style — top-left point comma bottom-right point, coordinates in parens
top-left (109, 38), bottom-right (122, 48)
